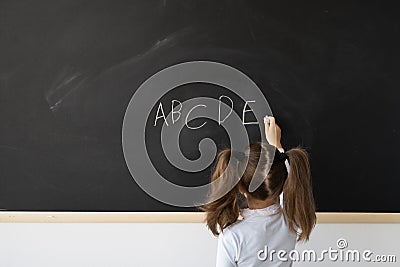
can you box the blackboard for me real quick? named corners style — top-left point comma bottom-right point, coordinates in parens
top-left (0, 0), bottom-right (399, 212)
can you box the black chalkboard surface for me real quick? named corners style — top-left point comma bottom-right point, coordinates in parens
top-left (0, 0), bottom-right (399, 212)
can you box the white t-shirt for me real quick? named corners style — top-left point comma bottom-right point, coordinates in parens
top-left (215, 204), bottom-right (297, 267)
top-left (216, 150), bottom-right (296, 267)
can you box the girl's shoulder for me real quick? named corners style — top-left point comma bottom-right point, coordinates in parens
top-left (220, 217), bottom-right (248, 243)
top-left (224, 217), bottom-right (245, 234)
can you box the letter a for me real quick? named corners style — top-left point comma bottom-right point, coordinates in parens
top-left (154, 102), bottom-right (169, 126)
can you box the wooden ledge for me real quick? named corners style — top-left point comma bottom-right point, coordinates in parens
top-left (1, 212), bottom-right (400, 223)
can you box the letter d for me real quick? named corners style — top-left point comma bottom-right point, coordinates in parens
top-left (257, 245), bottom-right (268, 261)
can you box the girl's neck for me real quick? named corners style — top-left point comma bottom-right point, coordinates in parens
top-left (247, 197), bottom-right (278, 210)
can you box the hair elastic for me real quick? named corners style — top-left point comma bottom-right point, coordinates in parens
top-left (275, 149), bottom-right (290, 164)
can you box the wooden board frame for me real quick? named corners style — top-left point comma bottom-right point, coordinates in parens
top-left (1, 212), bottom-right (400, 223)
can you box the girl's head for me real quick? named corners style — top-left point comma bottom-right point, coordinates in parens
top-left (201, 142), bottom-right (316, 241)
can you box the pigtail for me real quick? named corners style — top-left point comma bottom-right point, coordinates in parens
top-left (200, 149), bottom-right (240, 236)
top-left (283, 148), bottom-right (316, 241)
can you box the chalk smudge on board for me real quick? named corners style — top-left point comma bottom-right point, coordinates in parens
top-left (104, 27), bottom-right (193, 74)
top-left (45, 28), bottom-right (192, 112)
top-left (45, 69), bottom-right (88, 112)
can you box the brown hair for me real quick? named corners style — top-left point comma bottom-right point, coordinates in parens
top-left (200, 143), bottom-right (316, 241)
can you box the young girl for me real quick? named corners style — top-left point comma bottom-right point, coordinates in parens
top-left (201, 116), bottom-right (316, 267)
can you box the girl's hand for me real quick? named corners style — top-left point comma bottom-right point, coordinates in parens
top-left (264, 116), bottom-right (282, 149)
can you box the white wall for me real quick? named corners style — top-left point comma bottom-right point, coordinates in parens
top-left (0, 223), bottom-right (399, 267)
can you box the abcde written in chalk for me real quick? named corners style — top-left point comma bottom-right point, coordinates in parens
top-left (153, 95), bottom-right (259, 129)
